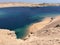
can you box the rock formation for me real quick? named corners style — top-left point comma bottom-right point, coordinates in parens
top-left (0, 29), bottom-right (24, 45)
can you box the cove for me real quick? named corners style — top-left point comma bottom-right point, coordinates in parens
top-left (0, 6), bottom-right (60, 38)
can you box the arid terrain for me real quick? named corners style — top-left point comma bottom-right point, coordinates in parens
top-left (0, 2), bottom-right (60, 8)
top-left (0, 16), bottom-right (60, 45)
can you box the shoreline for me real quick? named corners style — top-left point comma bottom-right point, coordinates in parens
top-left (0, 2), bottom-right (60, 8)
top-left (0, 16), bottom-right (60, 45)
top-left (28, 17), bottom-right (53, 33)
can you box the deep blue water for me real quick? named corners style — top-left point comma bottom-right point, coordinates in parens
top-left (0, 6), bottom-right (60, 38)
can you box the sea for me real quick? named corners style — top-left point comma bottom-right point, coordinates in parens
top-left (0, 6), bottom-right (60, 38)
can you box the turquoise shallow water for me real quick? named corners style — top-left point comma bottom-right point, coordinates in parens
top-left (0, 6), bottom-right (60, 38)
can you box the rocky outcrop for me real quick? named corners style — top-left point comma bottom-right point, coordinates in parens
top-left (0, 29), bottom-right (24, 45)
top-left (1, 28), bottom-right (60, 45)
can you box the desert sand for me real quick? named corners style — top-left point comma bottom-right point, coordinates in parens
top-left (28, 17), bottom-right (52, 33)
top-left (0, 2), bottom-right (60, 8)
top-left (0, 16), bottom-right (60, 45)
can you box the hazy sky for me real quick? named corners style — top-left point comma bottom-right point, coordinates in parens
top-left (0, 0), bottom-right (60, 3)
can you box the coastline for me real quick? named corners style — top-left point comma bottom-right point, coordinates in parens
top-left (28, 17), bottom-right (53, 33)
top-left (0, 2), bottom-right (60, 45)
top-left (1, 16), bottom-right (60, 45)
top-left (0, 2), bottom-right (60, 8)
